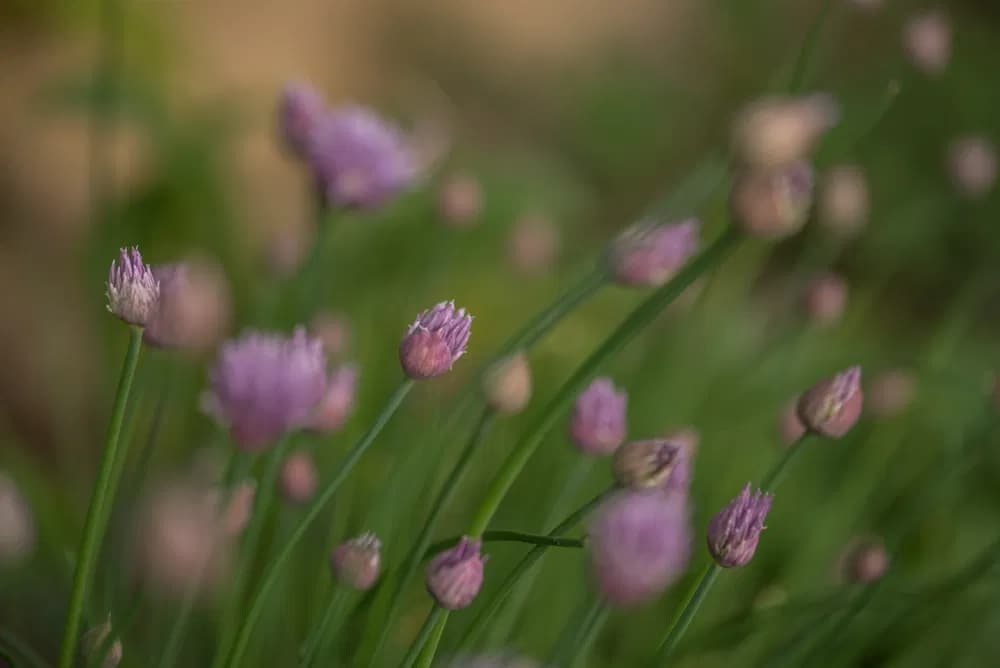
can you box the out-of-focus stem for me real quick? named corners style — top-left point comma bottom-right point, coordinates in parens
top-left (220, 379), bottom-right (415, 668)
top-left (423, 531), bottom-right (585, 559)
top-left (58, 326), bottom-right (143, 668)
top-left (399, 606), bottom-right (444, 668)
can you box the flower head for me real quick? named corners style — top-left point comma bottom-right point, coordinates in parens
top-left (797, 366), bottom-right (863, 438)
top-left (707, 484), bottom-right (773, 568)
top-left (903, 11), bottom-right (951, 76)
top-left (438, 172), bottom-right (484, 228)
top-left (206, 328), bottom-right (327, 451)
top-left (278, 81), bottom-right (326, 157)
top-left (482, 352), bottom-right (532, 415)
top-left (280, 452), bottom-right (318, 504)
top-left (507, 213), bottom-right (560, 276)
top-left (730, 161), bottom-right (814, 239)
top-left (839, 537), bottom-right (889, 584)
top-left (778, 399), bottom-right (807, 448)
top-left (0, 472), bottom-right (35, 564)
top-left (612, 439), bottom-right (683, 491)
top-left (308, 364), bottom-right (358, 434)
top-left (569, 378), bottom-right (627, 455)
top-left (426, 537), bottom-right (486, 610)
top-left (819, 165), bottom-right (869, 238)
top-left (610, 218), bottom-right (700, 288)
top-left (803, 273), bottom-right (848, 327)
top-left (660, 428), bottom-right (698, 497)
top-left (399, 301), bottom-right (472, 379)
top-left (589, 491), bottom-right (691, 606)
top-left (732, 94), bottom-right (839, 168)
top-left (947, 136), bottom-right (997, 200)
top-left (308, 106), bottom-right (415, 210)
top-left (144, 261), bottom-right (231, 352)
top-left (331, 532), bottom-right (382, 590)
top-left (106, 247), bottom-right (159, 327)
top-left (310, 311), bottom-right (352, 358)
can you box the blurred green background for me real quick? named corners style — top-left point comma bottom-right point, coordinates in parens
top-left (1, 0), bottom-right (999, 666)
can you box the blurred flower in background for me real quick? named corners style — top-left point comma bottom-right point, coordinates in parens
top-left (947, 136), bottom-right (997, 200)
top-left (903, 10), bottom-right (952, 76)
top-left (0, 473), bottom-right (35, 565)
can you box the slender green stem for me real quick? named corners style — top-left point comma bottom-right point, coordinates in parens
top-left (785, 0), bottom-right (835, 93)
top-left (760, 433), bottom-right (811, 491)
top-left (458, 487), bottom-right (613, 651)
top-left (214, 436), bottom-right (292, 661)
top-left (156, 587), bottom-right (198, 668)
top-left (424, 531), bottom-right (585, 560)
top-left (1, 628), bottom-right (50, 668)
top-left (654, 563), bottom-right (721, 662)
top-left (569, 601), bottom-right (610, 668)
top-left (399, 606), bottom-right (444, 668)
top-left (367, 408), bottom-right (496, 666)
top-left (420, 228), bottom-right (741, 667)
top-left (220, 379), bottom-right (415, 668)
top-left (300, 587), bottom-right (350, 667)
top-left (58, 326), bottom-right (143, 668)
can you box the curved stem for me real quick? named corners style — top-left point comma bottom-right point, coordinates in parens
top-left (457, 487), bottom-right (614, 651)
top-left (300, 586), bottom-right (350, 667)
top-left (653, 563), bottom-right (722, 662)
top-left (568, 600), bottom-right (610, 668)
top-left (785, 0), bottom-right (835, 93)
top-left (399, 606), bottom-right (444, 668)
top-left (58, 325), bottom-right (143, 668)
top-left (367, 408), bottom-right (496, 666)
top-left (220, 379), bottom-right (415, 668)
top-left (760, 433), bottom-right (811, 491)
top-left (424, 531), bottom-right (585, 560)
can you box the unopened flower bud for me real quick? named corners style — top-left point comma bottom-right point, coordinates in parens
top-left (426, 537), bottom-right (486, 610)
top-left (508, 213), bottom-right (560, 276)
top-left (609, 218), bottom-right (700, 287)
top-left (660, 427), bottom-right (699, 495)
top-left (612, 439), bottom-right (682, 491)
top-left (311, 311), bottom-right (352, 358)
top-left (569, 378), bottom-right (627, 455)
top-left (308, 364), bottom-right (358, 434)
top-left (732, 94), bottom-right (839, 168)
top-left (278, 81), bottom-right (325, 158)
top-left (819, 165), bottom-right (869, 238)
top-left (589, 492), bottom-right (691, 606)
top-left (903, 11), bottom-right (951, 76)
top-left (947, 136), bottom-right (997, 200)
top-left (707, 484), bottom-right (773, 568)
top-left (803, 273), bottom-right (848, 327)
top-left (280, 451), bottom-right (318, 504)
top-left (0, 472), bottom-right (35, 564)
top-left (438, 172), bottom-right (484, 228)
top-left (867, 369), bottom-right (915, 419)
top-left (331, 532), bottom-right (382, 590)
top-left (797, 366), bottom-right (863, 438)
top-left (839, 537), bottom-right (889, 584)
top-left (106, 247), bottom-right (160, 327)
top-left (730, 161), bottom-right (814, 239)
top-left (144, 260), bottom-right (231, 352)
top-left (777, 400), bottom-right (807, 448)
top-left (482, 353), bottom-right (532, 415)
top-left (399, 301), bottom-right (472, 379)
top-left (82, 618), bottom-right (122, 668)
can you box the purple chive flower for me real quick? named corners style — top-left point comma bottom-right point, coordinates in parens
top-left (426, 537), bottom-right (486, 610)
top-left (308, 364), bottom-right (358, 434)
top-left (331, 532), bottom-right (382, 590)
top-left (143, 261), bottom-right (231, 351)
top-left (399, 301), bottom-right (472, 380)
top-left (797, 366), bottom-right (863, 439)
top-left (730, 161), bottom-right (815, 239)
top-left (278, 81), bottom-right (326, 158)
top-left (589, 491), bottom-right (691, 606)
top-left (612, 439), bottom-right (683, 491)
top-left (610, 218), bottom-right (700, 287)
top-left (308, 106), bottom-right (415, 210)
top-left (569, 378), bottom-right (627, 455)
top-left (106, 247), bottom-right (159, 327)
top-left (205, 328), bottom-right (327, 452)
top-left (707, 484), bottom-right (773, 568)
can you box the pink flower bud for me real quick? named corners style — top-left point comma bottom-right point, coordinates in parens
top-left (507, 213), bottom-right (560, 276)
top-left (730, 162), bottom-right (814, 239)
top-left (707, 484), bottom-right (773, 568)
top-left (867, 369), bottom-right (915, 419)
top-left (144, 260), bottom-right (231, 353)
top-left (797, 366), bottom-right (863, 438)
top-left (731, 94), bottom-right (839, 168)
top-left (903, 11), bottom-right (951, 76)
top-left (399, 301), bottom-right (472, 379)
top-left (0, 472), bottom-right (35, 564)
top-left (803, 273), bottom-right (848, 327)
top-left (947, 136), bottom-right (996, 200)
top-left (610, 219), bottom-right (700, 287)
top-left (426, 537), bottom-right (486, 610)
top-left (308, 365), bottom-right (358, 434)
top-left (838, 536), bottom-right (889, 584)
top-left (311, 311), bottom-right (352, 358)
top-left (612, 439), bottom-right (683, 491)
top-left (482, 352), bottom-right (533, 415)
top-left (106, 247), bottom-right (159, 327)
top-left (331, 532), bottom-right (382, 590)
top-left (438, 172), bottom-right (484, 228)
top-left (280, 451), bottom-right (318, 504)
top-left (819, 165), bottom-right (869, 238)
top-left (777, 399), bottom-right (807, 448)
top-left (569, 378), bottom-right (627, 455)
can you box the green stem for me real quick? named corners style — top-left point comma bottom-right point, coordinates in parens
top-left (0, 628), bottom-right (50, 668)
top-left (214, 436), bottom-right (292, 661)
top-left (569, 601), bottom-right (610, 668)
top-left (368, 408), bottom-right (496, 666)
top-left (760, 433), bottom-right (811, 491)
top-left (653, 563), bottom-right (722, 662)
top-left (421, 228), bottom-right (741, 667)
top-left (58, 325), bottom-right (143, 668)
top-left (220, 379), bottom-right (415, 668)
top-left (300, 587), bottom-right (350, 667)
top-left (424, 531), bottom-right (585, 560)
top-left (399, 606), bottom-right (444, 668)
top-left (457, 487), bottom-right (613, 651)
top-left (155, 587), bottom-right (198, 668)
top-left (785, 0), bottom-right (835, 93)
